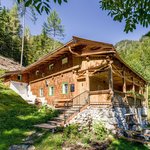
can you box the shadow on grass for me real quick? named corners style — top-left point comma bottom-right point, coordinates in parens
top-left (0, 87), bottom-right (58, 150)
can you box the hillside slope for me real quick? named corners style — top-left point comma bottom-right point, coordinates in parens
top-left (0, 82), bottom-right (57, 150)
top-left (0, 55), bottom-right (21, 71)
top-left (115, 33), bottom-right (150, 100)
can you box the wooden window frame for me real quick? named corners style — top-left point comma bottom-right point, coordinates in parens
top-left (70, 83), bottom-right (75, 92)
top-left (39, 88), bottom-right (44, 97)
top-left (49, 86), bottom-right (54, 96)
top-left (17, 74), bottom-right (22, 81)
top-left (62, 82), bottom-right (69, 94)
top-left (62, 57), bottom-right (68, 65)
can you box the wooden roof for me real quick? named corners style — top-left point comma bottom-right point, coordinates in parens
top-left (1, 36), bottom-right (148, 83)
top-left (21, 36), bottom-right (114, 73)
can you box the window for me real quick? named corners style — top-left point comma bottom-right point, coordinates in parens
top-left (17, 75), bottom-right (22, 81)
top-left (39, 88), bottom-right (44, 97)
top-left (62, 57), bottom-right (68, 65)
top-left (62, 83), bottom-right (68, 94)
top-left (49, 86), bottom-right (54, 96)
top-left (70, 84), bottom-right (75, 92)
top-left (49, 64), bottom-right (54, 70)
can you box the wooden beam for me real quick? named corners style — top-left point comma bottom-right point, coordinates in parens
top-left (112, 69), bottom-right (142, 87)
top-left (30, 65), bottom-right (80, 84)
top-left (132, 77), bottom-right (135, 92)
top-left (81, 51), bottom-right (115, 56)
top-left (86, 69), bottom-right (90, 91)
top-left (144, 84), bottom-right (149, 108)
top-left (108, 64), bottom-right (113, 91)
top-left (123, 71), bottom-right (126, 93)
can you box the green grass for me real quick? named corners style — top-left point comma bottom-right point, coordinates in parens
top-left (108, 138), bottom-right (149, 150)
top-left (0, 82), bottom-right (58, 150)
top-left (35, 132), bottom-right (64, 150)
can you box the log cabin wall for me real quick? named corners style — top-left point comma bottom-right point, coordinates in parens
top-left (28, 53), bottom-right (80, 105)
top-left (6, 73), bottom-right (29, 83)
top-left (30, 71), bottom-right (76, 105)
top-left (29, 53), bottom-right (73, 82)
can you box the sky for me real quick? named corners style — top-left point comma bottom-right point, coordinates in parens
top-left (1, 0), bottom-right (150, 45)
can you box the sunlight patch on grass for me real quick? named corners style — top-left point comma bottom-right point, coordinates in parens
top-left (3, 128), bottom-right (22, 136)
top-left (17, 115), bottom-right (41, 121)
top-left (109, 138), bottom-right (150, 150)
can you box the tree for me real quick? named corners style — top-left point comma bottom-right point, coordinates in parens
top-left (43, 10), bottom-right (64, 49)
top-left (99, 0), bottom-right (150, 33)
top-left (0, 6), bottom-right (21, 62)
top-left (8, 5), bottom-right (22, 60)
top-left (116, 32), bottom-right (150, 81)
top-left (17, 1), bottom-right (37, 68)
top-left (17, 0), bottom-right (150, 33)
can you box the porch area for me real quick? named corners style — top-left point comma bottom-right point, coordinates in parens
top-left (87, 63), bottom-right (147, 108)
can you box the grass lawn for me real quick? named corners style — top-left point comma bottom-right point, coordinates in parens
top-left (35, 132), bottom-right (64, 150)
top-left (0, 82), bottom-right (58, 150)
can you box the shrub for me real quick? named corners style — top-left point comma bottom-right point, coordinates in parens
top-left (93, 122), bottom-right (108, 141)
top-left (63, 124), bottom-right (80, 138)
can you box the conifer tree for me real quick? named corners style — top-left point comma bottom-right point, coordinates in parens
top-left (43, 10), bottom-right (64, 50)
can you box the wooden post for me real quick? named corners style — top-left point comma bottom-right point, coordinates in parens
top-left (108, 64), bottom-right (114, 103)
top-left (86, 69), bottom-right (90, 91)
top-left (144, 84), bottom-right (149, 108)
top-left (108, 64), bottom-right (113, 91)
top-left (123, 71), bottom-right (126, 93)
top-left (139, 85), bottom-right (142, 94)
top-left (132, 77), bottom-right (136, 113)
top-left (132, 77), bottom-right (135, 92)
top-left (86, 57), bottom-right (90, 92)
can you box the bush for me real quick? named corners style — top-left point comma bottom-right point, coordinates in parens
top-left (93, 122), bottom-right (108, 141)
top-left (63, 124), bottom-right (80, 138)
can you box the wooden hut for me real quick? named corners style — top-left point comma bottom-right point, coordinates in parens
top-left (2, 36), bottom-right (148, 129)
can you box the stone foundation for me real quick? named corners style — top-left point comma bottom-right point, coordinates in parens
top-left (68, 105), bottom-right (148, 133)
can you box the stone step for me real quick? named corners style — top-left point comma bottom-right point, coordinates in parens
top-left (53, 117), bottom-right (65, 121)
top-left (70, 107), bottom-right (81, 111)
top-left (27, 101), bottom-right (35, 104)
top-left (48, 120), bottom-right (63, 126)
top-left (34, 123), bottom-right (58, 129)
top-left (55, 108), bottom-right (67, 113)
top-left (65, 109), bottom-right (76, 114)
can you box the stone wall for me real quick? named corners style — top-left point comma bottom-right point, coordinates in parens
top-left (68, 105), bottom-right (148, 133)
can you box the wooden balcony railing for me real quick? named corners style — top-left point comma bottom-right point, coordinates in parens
top-left (64, 90), bottom-right (90, 122)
